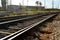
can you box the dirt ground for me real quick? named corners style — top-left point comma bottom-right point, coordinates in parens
top-left (38, 14), bottom-right (60, 40)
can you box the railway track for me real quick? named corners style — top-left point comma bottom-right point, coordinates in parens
top-left (0, 14), bottom-right (45, 22)
top-left (0, 13), bottom-right (53, 22)
top-left (0, 13), bottom-right (57, 40)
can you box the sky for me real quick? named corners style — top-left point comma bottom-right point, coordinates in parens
top-left (0, 0), bottom-right (60, 8)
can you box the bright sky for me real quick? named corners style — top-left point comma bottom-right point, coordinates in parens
top-left (0, 0), bottom-right (60, 8)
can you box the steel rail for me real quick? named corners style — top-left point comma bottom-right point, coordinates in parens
top-left (0, 15), bottom-right (41, 25)
top-left (1, 14), bottom-right (56, 40)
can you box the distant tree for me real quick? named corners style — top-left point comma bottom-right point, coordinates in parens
top-left (39, 2), bottom-right (42, 7)
top-left (1, 0), bottom-right (7, 10)
top-left (36, 1), bottom-right (39, 6)
top-left (35, 1), bottom-right (39, 10)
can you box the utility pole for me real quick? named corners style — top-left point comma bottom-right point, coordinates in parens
top-left (10, 0), bottom-right (12, 11)
top-left (52, 0), bottom-right (54, 9)
top-left (22, 0), bottom-right (25, 14)
top-left (27, 0), bottom-right (28, 15)
top-left (10, 0), bottom-right (11, 5)
top-left (27, 0), bottom-right (28, 6)
top-left (58, 2), bottom-right (59, 9)
top-left (22, 0), bottom-right (24, 6)
top-left (44, 0), bottom-right (46, 8)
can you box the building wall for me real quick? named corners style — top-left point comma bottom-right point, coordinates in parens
top-left (7, 5), bottom-right (45, 12)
